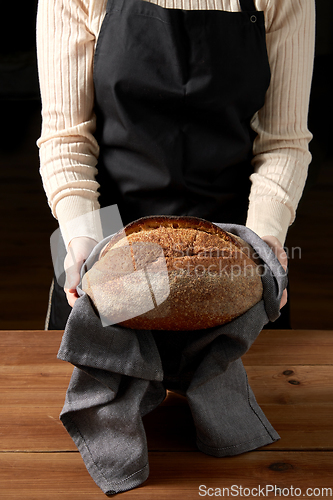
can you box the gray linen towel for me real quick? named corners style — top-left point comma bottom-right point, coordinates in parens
top-left (57, 223), bottom-right (287, 495)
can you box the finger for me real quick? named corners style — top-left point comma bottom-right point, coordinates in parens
top-left (64, 264), bottom-right (81, 289)
top-left (64, 287), bottom-right (79, 307)
top-left (280, 289), bottom-right (288, 309)
top-left (277, 249), bottom-right (288, 272)
top-left (261, 235), bottom-right (288, 271)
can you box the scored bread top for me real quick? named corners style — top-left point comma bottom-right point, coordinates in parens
top-left (99, 215), bottom-right (251, 262)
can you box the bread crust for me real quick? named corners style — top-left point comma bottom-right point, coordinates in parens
top-left (82, 216), bottom-right (263, 330)
top-left (99, 215), bottom-right (243, 259)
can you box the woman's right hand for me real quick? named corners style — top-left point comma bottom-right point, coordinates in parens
top-left (64, 236), bottom-right (98, 307)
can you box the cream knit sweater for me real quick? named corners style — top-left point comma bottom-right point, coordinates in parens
top-left (36, 0), bottom-right (315, 248)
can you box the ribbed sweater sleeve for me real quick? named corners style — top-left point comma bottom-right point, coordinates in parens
top-left (36, 0), bottom-right (315, 247)
top-left (246, 0), bottom-right (315, 245)
top-left (37, 0), bottom-right (104, 245)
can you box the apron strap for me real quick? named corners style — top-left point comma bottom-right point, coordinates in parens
top-left (239, 0), bottom-right (256, 11)
top-left (106, 0), bottom-right (124, 13)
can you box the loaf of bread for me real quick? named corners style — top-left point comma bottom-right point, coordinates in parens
top-left (81, 215), bottom-right (263, 330)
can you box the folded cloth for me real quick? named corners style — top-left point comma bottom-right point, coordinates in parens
top-left (57, 223), bottom-right (287, 495)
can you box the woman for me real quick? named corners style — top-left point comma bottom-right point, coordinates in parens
top-left (36, 2), bottom-right (315, 493)
top-left (37, 0), bottom-right (314, 328)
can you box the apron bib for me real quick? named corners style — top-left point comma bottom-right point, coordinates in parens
top-left (93, 0), bottom-right (271, 226)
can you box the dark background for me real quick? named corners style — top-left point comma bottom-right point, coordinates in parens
top-left (0, 0), bottom-right (332, 330)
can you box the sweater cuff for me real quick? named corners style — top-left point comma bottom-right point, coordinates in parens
top-left (245, 199), bottom-right (292, 248)
top-left (55, 196), bottom-right (103, 249)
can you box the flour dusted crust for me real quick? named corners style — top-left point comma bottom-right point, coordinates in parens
top-left (82, 216), bottom-right (263, 330)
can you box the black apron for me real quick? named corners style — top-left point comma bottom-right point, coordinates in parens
top-left (48, 0), bottom-right (290, 329)
top-left (93, 0), bottom-right (271, 225)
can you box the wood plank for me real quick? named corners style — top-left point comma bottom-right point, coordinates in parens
top-left (243, 329), bottom-right (333, 365)
top-left (2, 365), bottom-right (332, 406)
top-left (1, 330), bottom-right (333, 366)
top-left (0, 451), bottom-right (333, 499)
top-left (1, 330), bottom-right (332, 452)
top-left (247, 365), bottom-right (333, 404)
top-left (0, 407), bottom-right (74, 451)
top-left (1, 403), bottom-right (332, 452)
top-left (0, 331), bottom-right (63, 366)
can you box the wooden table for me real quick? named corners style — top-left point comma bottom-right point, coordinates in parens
top-left (1, 330), bottom-right (332, 499)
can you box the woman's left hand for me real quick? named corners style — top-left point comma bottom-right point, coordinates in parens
top-left (261, 235), bottom-right (288, 310)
